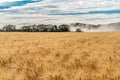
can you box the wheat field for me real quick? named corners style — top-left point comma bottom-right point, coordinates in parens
top-left (0, 32), bottom-right (120, 80)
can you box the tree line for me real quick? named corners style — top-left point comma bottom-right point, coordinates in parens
top-left (1, 23), bottom-right (101, 32)
top-left (1, 24), bottom-right (73, 32)
top-left (1, 24), bottom-right (81, 32)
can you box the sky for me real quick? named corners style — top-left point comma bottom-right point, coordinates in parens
top-left (0, 0), bottom-right (120, 27)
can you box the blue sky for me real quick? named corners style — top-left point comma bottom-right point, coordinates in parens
top-left (0, 0), bottom-right (120, 26)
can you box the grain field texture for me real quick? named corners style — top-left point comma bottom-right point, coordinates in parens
top-left (0, 32), bottom-right (120, 80)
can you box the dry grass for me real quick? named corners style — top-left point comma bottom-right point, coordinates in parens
top-left (0, 32), bottom-right (120, 80)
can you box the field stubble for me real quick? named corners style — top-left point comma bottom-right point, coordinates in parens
top-left (0, 32), bottom-right (120, 80)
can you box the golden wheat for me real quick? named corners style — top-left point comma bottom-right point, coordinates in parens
top-left (0, 32), bottom-right (120, 80)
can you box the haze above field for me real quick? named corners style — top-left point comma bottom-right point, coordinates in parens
top-left (0, 0), bottom-right (120, 26)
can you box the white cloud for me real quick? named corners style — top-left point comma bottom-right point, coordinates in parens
top-left (0, 0), bottom-right (20, 3)
top-left (0, 0), bottom-right (120, 27)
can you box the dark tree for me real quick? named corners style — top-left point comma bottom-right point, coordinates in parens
top-left (2, 24), bottom-right (16, 31)
top-left (50, 25), bottom-right (57, 32)
top-left (31, 24), bottom-right (38, 32)
top-left (58, 24), bottom-right (70, 32)
top-left (76, 28), bottom-right (82, 32)
top-left (21, 25), bottom-right (31, 32)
